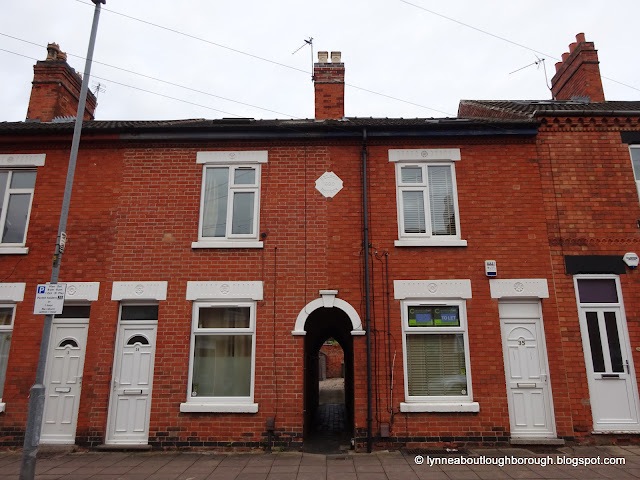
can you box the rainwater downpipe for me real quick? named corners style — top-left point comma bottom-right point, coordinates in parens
top-left (362, 129), bottom-right (373, 453)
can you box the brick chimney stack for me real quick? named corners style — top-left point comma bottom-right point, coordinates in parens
top-left (314, 51), bottom-right (345, 120)
top-left (26, 43), bottom-right (98, 122)
top-left (550, 33), bottom-right (605, 102)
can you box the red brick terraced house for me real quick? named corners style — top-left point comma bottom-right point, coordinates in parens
top-left (0, 35), bottom-right (637, 451)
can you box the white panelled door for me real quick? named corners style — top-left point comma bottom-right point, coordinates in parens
top-left (41, 321), bottom-right (89, 444)
top-left (499, 301), bottom-right (556, 439)
top-left (106, 323), bottom-right (157, 444)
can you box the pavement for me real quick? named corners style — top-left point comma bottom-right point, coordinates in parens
top-left (0, 445), bottom-right (638, 480)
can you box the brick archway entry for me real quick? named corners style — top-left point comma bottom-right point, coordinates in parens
top-left (293, 291), bottom-right (363, 448)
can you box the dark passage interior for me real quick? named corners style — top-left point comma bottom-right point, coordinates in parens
top-left (303, 307), bottom-right (354, 453)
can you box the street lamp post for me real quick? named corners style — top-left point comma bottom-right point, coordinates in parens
top-left (19, 1), bottom-right (106, 479)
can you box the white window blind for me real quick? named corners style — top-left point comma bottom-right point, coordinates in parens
top-left (428, 166), bottom-right (456, 236)
top-left (402, 191), bottom-right (426, 234)
top-left (406, 334), bottom-right (467, 396)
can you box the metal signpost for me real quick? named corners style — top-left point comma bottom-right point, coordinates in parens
top-left (19, 1), bottom-right (105, 478)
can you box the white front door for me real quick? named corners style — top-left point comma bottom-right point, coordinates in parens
top-left (106, 322), bottom-right (157, 444)
top-left (575, 276), bottom-right (640, 432)
top-left (41, 320), bottom-right (89, 444)
top-left (499, 301), bottom-right (556, 439)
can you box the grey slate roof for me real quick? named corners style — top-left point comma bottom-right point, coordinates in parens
top-left (459, 100), bottom-right (640, 119)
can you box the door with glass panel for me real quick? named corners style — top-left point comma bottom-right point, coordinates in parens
top-left (499, 301), bottom-right (556, 438)
top-left (575, 276), bottom-right (640, 431)
top-left (106, 305), bottom-right (158, 444)
top-left (41, 308), bottom-right (89, 444)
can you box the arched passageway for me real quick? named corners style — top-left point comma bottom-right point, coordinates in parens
top-left (303, 307), bottom-right (354, 453)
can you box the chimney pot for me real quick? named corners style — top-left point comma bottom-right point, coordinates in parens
top-left (555, 61), bottom-right (563, 73)
top-left (331, 51), bottom-right (341, 63)
top-left (318, 51), bottom-right (329, 63)
top-left (576, 32), bottom-right (586, 43)
top-left (569, 42), bottom-right (578, 53)
top-left (46, 43), bottom-right (61, 61)
top-left (561, 52), bottom-right (570, 62)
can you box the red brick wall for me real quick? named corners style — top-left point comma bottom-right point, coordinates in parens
top-left (536, 115), bottom-right (640, 440)
top-left (27, 62), bottom-right (97, 122)
top-left (320, 343), bottom-right (344, 378)
top-left (2, 120), bottom-right (637, 449)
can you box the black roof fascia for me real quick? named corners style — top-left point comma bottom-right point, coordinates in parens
top-left (116, 124), bottom-right (538, 141)
top-left (0, 119), bottom-right (539, 140)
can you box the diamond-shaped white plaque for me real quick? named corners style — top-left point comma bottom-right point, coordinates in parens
top-left (315, 171), bottom-right (343, 198)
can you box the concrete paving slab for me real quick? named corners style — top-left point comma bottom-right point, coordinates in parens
top-left (0, 445), bottom-right (634, 480)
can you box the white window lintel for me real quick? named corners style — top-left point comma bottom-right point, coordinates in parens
top-left (0, 154), bottom-right (46, 167)
top-left (186, 281), bottom-right (263, 301)
top-left (490, 279), bottom-right (549, 299)
top-left (0, 283), bottom-right (25, 302)
top-left (389, 148), bottom-right (461, 163)
top-left (111, 282), bottom-right (168, 301)
top-left (62, 282), bottom-right (100, 302)
top-left (196, 151), bottom-right (268, 164)
top-left (394, 279), bottom-right (472, 300)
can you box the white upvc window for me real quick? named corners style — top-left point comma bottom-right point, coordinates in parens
top-left (390, 149), bottom-right (465, 247)
top-left (400, 299), bottom-right (478, 412)
top-left (0, 154), bottom-right (45, 254)
top-left (181, 301), bottom-right (258, 413)
top-left (629, 146), bottom-right (640, 200)
top-left (192, 151), bottom-right (267, 249)
top-left (0, 170), bottom-right (36, 251)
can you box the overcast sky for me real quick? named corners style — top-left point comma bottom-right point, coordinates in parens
top-left (1, 0), bottom-right (638, 122)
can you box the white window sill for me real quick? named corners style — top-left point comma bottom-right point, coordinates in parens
top-left (0, 247), bottom-right (28, 255)
top-left (400, 402), bottom-right (479, 413)
top-left (395, 239), bottom-right (467, 248)
top-left (180, 402), bottom-right (259, 413)
top-left (0, 402), bottom-right (5, 413)
top-left (191, 241), bottom-right (263, 249)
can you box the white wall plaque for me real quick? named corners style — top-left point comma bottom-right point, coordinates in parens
top-left (186, 281), bottom-right (263, 301)
top-left (111, 281), bottom-right (168, 301)
top-left (315, 172), bottom-right (343, 198)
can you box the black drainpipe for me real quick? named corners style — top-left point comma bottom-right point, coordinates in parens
top-left (362, 128), bottom-right (373, 453)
